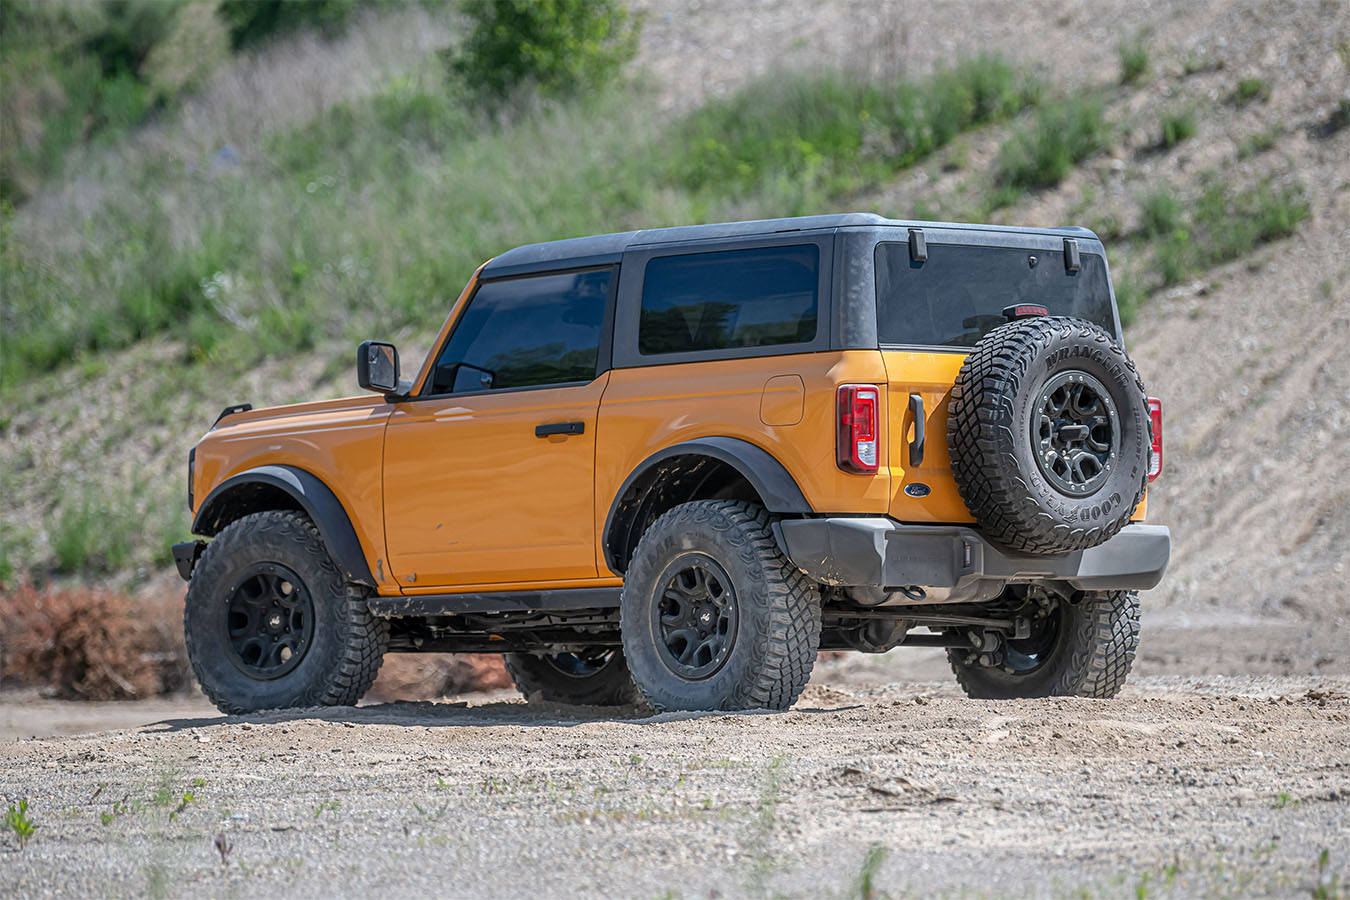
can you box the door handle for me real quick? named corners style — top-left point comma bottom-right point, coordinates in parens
top-left (908, 393), bottom-right (925, 467)
top-left (535, 421), bottom-right (584, 438)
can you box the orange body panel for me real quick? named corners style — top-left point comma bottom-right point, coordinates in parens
top-left (880, 349), bottom-right (1147, 523)
top-left (593, 349), bottom-right (893, 575)
top-left (190, 396), bottom-right (398, 593)
top-left (382, 375), bottom-right (609, 588)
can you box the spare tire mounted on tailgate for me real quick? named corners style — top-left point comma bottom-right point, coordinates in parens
top-left (947, 316), bottom-right (1150, 555)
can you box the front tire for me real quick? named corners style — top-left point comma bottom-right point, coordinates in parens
top-left (947, 590), bottom-right (1140, 699)
top-left (620, 500), bottom-right (821, 712)
top-left (503, 650), bottom-right (638, 706)
top-left (184, 510), bottom-right (387, 714)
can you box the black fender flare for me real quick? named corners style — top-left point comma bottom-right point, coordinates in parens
top-left (192, 464), bottom-right (376, 587)
top-left (602, 436), bottom-right (813, 573)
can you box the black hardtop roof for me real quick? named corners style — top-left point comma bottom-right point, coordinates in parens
top-left (480, 213), bottom-right (1098, 278)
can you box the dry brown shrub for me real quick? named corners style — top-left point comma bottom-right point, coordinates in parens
top-left (0, 583), bottom-right (189, 700)
top-left (367, 653), bottom-right (512, 703)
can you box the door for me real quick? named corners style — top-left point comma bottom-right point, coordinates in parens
top-left (382, 267), bottom-right (615, 588)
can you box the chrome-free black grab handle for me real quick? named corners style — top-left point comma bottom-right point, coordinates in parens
top-left (535, 421), bottom-right (584, 438)
top-left (908, 394), bottom-right (925, 467)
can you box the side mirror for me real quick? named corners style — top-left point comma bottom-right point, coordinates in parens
top-left (357, 340), bottom-right (400, 394)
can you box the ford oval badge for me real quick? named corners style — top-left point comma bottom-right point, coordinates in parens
top-left (903, 482), bottom-right (931, 498)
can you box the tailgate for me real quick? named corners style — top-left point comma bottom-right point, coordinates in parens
top-left (881, 350), bottom-right (976, 523)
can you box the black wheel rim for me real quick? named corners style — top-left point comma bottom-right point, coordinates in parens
top-left (1033, 370), bottom-right (1120, 496)
top-left (542, 650), bottom-right (616, 679)
top-left (1002, 600), bottom-right (1063, 674)
top-left (653, 553), bottom-right (738, 680)
top-left (223, 563), bottom-right (314, 680)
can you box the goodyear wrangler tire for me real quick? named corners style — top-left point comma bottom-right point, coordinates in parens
top-left (184, 510), bottom-right (387, 714)
top-left (620, 500), bottom-right (821, 712)
top-left (947, 316), bottom-right (1150, 555)
top-left (503, 650), bottom-right (639, 706)
top-left (947, 590), bottom-right (1140, 699)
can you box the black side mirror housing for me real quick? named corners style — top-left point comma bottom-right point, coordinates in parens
top-left (357, 340), bottom-right (400, 394)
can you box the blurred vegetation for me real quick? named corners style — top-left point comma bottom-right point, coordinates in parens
top-left (447, 0), bottom-right (640, 105)
top-left (1133, 176), bottom-right (1308, 290)
top-left (1117, 33), bottom-right (1150, 86)
top-left (1160, 108), bottom-right (1197, 149)
top-left (217, 0), bottom-right (363, 48)
top-left (1, 51), bottom-right (1042, 391)
top-left (993, 96), bottom-right (1106, 199)
top-left (672, 56), bottom-right (1039, 204)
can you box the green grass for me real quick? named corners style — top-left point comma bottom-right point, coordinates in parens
top-left (994, 96), bottom-right (1107, 195)
top-left (1192, 176), bottom-right (1308, 265)
top-left (5, 799), bottom-right (36, 849)
top-left (1231, 77), bottom-right (1269, 105)
top-left (1140, 173), bottom-right (1308, 288)
top-left (1236, 123), bottom-right (1284, 159)
top-left (1139, 189), bottom-right (1183, 238)
top-left (50, 486), bottom-right (143, 575)
top-left (672, 55), bottom-right (1039, 202)
top-left (855, 843), bottom-right (889, 900)
top-left (2, 54), bottom-right (1039, 390)
top-left (1160, 108), bottom-right (1197, 148)
top-left (1118, 33), bottom-right (1150, 85)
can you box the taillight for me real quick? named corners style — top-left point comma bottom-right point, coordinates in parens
top-left (188, 446), bottom-right (196, 511)
top-left (837, 385), bottom-right (880, 474)
top-left (1147, 397), bottom-right (1162, 482)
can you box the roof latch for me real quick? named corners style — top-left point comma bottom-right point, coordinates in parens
top-left (1063, 238), bottom-right (1081, 272)
top-left (908, 228), bottom-right (927, 263)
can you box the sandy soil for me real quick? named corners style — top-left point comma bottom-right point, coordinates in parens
top-left (2, 636), bottom-right (1347, 899)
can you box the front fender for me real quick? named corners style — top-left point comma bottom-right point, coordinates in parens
top-left (191, 464), bottom-right (376, 587)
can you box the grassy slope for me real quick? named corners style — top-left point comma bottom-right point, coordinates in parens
top-left (1, 1), bottom-right (1345, 631)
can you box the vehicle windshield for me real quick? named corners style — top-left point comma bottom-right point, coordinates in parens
top-left (875, 241), bottom-right (1118, 348)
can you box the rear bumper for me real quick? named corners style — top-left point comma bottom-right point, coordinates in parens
top-left (775, 519), bottom-right (1170, 593)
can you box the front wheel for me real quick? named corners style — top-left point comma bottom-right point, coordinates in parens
top-left (184, 510), bottom-right (387, 714)
top-left (619, 500), bottom-right (821, 712)
top-left (947, 590), bottom-right (1140, 699)
top-left (503, 650), bottom-right (638, 706)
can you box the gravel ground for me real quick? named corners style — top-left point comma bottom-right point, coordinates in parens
top-left (2, 666), bottom-right (1347, 899)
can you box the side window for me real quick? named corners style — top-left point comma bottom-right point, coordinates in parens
top-left (638, 245), bottom-right (819, 355)
top-left (426, 268), bottom-right (611, 395)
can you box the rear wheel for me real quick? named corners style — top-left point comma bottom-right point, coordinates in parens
top-left (184, 510), bottom-right (387, 714)
top-left (947, 316), bottom-right (1151, 555)
top-left (947, 589), bottom-right (1140, 699)
top-left (503, 650), bottom-right (637, 706)
top-left (619, 500), bottom-right (821, 712)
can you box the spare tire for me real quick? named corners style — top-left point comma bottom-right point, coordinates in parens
top-left (947, 316), bottom-right (1150, 555)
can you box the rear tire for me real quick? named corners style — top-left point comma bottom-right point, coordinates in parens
top-left (947, 316), bottom-right (1150, 555)
top-left (503, 650), bottom-right (638, 706)
top-left (184, 510), bottom-right (387, 714)
top-left (947, 590), bottom-right (1140, 699)
top-left (619, 500), bottom-right (821, 713)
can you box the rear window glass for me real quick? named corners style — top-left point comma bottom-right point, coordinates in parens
top-left (639, 245), bottom-right (819, 355)
top-left (875, 242), bottom-right (1116, 348)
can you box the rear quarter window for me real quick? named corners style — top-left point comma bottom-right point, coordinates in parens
top-left (638, 244), bottom-right (819, 355)
top-left (875, 242), bottom-right (1117, 348)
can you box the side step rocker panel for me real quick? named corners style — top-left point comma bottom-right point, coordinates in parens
top-left (368, 587), bottom-right (622, 617)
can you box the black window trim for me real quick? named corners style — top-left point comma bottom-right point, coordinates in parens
top-left (413, 263), bottom-right (620, 402)
top-left (872, 237), bottom-right (1123, 351)
top-left (611, 231), bottom-right (836, 369)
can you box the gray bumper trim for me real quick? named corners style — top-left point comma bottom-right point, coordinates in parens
top-left (776, 519), bottom-right (1170, 592)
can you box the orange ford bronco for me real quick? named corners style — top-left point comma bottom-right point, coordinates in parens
top-left (175, 213), bottom-right (1168, 714)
